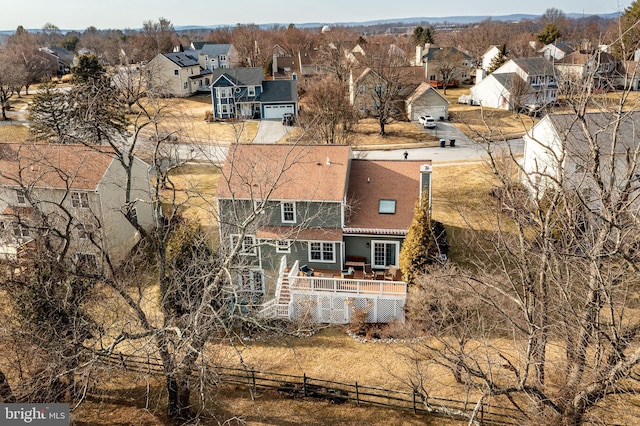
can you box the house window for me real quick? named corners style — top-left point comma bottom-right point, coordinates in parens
top-left (230, 234), bottom-right (257, 256)
top-left (248, 86), bottom-right (256, 96)
top-left (71, 192), bottom-right (89, 208)
top-left (13, 224), bottom-right (31, 239)
top-left (372, 241), bottom-right (399, 269)
top-left (378, 199), bottom-right (396, 214)
top-left (217, 87), bottom-right (232, 98)
top-left (309, 241), bottom-right (335, 263)
top-left (16, 189), bottom-right (27, 205)
top-left (174, 70), bottom-right (179, 76)
top-left (220, 55), bottom-right (227, 62)
top-left (77, 223), bottom-right (93, 240)
top-left (76, 252), bottom-right (98, 271)
top-left (276, 239), bottom-right (291, 253)
top-left (220, 104), bottom-right (231, 115)
top-left (429, 75), bottom-right (436, 81)
top-left (281, 202), bottom-right (296, 223)
top-left (183, 82), bottom-right (188, 89)
top-left (235, 269), bottom-right (264, 293)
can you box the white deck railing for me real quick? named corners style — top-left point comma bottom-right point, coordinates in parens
top-left (289, 275), bottom-right (406, 298)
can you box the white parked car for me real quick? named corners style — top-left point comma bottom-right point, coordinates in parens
top-left (419, 115), bottom-right (436, 128)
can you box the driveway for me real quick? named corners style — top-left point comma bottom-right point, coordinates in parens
top-left (253, 119), bottom-right (293, 144)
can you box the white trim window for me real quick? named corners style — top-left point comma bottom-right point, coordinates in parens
top-left (231, 234), bottom-right (257, 256)
top-left (276, 239), bottom-right (291, 253)
top-left (281, 202), bottom-right (296, 223)
top-left (16, 189), bottom-right (27, 205)
top-left (13, 224), bottom-right (31, 239)
top-left (217, 87), bottom-right (232, 98)
top-left (309, 241), bottom-right (335, 263)
top-left (77, 223), bottom-right (94, 240)
top-left (247, 86), bottom-right (256, 96)
top-left (71, 192), bottom-right (90, 208)
top-left (372, 240), bottom-right (399, 268)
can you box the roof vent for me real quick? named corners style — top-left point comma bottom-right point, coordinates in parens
top-left (326, 157), bottom-right (331, 165)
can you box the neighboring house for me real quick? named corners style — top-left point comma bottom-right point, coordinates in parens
top-left (470, 57), bottom-right (559, 112)
top-left (555, 50), bottom-right (621, 91)
top-left (209, 68), bottom-right (298, 120)
top-left (349, 66), bottom-right (423, 118)
top-left (0, 144), bottom-right (153, 268)
top-left (539, 42), bottom-right (574, 61)
top-left (616, 61), bottom-right (640, 91)
top-left (145, 52), bottom-right (212, 97)
top-left (481, 45), bottom-right (501, 71)
top-left (417, 44), bottom-right (474, 87)
top-left (38, 47), bottom-right (73, 76)
top-left (271, 50), bottom-right (322, 78)
top-left (216, 144), bottom-right (432, 323)
top-left (186, 43), bottom-right (239, 71)
top-left (405, 82), bottom-right (450, 121)
top-left (522, 111), bottom-right (640, 198)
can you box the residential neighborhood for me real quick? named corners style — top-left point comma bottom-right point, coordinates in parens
top-left (1, 3), bottom-right (640, 425)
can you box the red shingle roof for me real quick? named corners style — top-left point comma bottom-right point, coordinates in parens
top-left (216, 144), bottom-right (351, 202)
top-left (346, 160), bottom-right (427, 231)
top-left (0, 144), bottom-right (116, 190)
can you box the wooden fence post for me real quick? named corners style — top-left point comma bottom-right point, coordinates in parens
top-left (355, 382), bottom-right (360, 406)
top-left (251, 368), bottom-right (256, 393)
top-left (303, 373), bottom-right (307, 397)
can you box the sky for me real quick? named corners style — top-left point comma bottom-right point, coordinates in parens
top-left (0, 0), bottom-right (628, 31)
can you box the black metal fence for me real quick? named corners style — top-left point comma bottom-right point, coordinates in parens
top-left (95, 353), bottom-right (526, 425)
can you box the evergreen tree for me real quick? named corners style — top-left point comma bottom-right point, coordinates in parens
top-left (412, 26), bottom-right (434, 46)
top-left (536, 23), bottom-right (562, 45)
top-left (29, 81), bottom-right (70, 143)
top-left (487, 43), bottom-right (508, 74)
top-left (71, 54), bottom-right (105, 83)
top-left (399, 196), bottom-right (448, 285)
top-left (618, 0), bottom-right (640, 59)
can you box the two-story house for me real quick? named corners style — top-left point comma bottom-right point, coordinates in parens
top-left (186, 43), bottom-right (239, 71)
top-left (210, 68), bottom-right (298, 120)
top-left (0, 144), bottom-right (154, 270)
top-left (145, 52), bottom-right (212, 97)
top-left (216, 144), bottom-right (432, 323)
top-left (471, 57), bottom-right (559, 112)
top-left (555, 50), bottom-right (621, 91)
top-left (417, 44), bottom-right (474, 87)
top-left (522, 111), bottom-right (640, 198)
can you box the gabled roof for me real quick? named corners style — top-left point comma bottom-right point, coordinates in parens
top-left (200, 43), bottom-right (233, 57)
top-left (261, 80), bottom-right (298, 103)
top-left (491, 72), bottom-right (526, 89)
top-left (422, 46), bottom-right (472, 61)
top-left (556, 50), bottom-right (618, 66)
top-left (509, 57), bottom-right (556, 76)
top-left (539, 42), bottom-right (574, 54)
top-left (537, 111), bottom-right (640, 156)
top-left (162, 52), bottom-right (199, 68)
top-left (346, 160), bottom-right (425, 233)
top-left (405, 82), bottom-right (450, 105)
top-left (0, 144), bottom-right (116, 191)
top-left (216, 144), bottom-right (351, 202)
top-left (210, 67), bottom-right (264, 87)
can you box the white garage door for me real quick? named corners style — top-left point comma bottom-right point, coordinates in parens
top-left (413, 106), bottom-right (448, 121)
top-left (263, 104), bottom-right (294, 119)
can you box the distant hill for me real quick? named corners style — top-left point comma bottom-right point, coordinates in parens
top-left (0, 12), bottom-right (621, 34)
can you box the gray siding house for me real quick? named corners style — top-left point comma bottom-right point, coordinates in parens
top-left (216, 144), bottom-right (432, 323)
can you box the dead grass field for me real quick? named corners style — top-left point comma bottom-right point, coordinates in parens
top-left (0, 124), bottom-right (31, 142)
top-left (165, 163), bottom-right (221, 230)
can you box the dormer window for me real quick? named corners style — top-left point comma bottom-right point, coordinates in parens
top-left (378, 199), bottom-right (396, 214)
top-left (248, 86), bottom-right (256, 96)
top-left (71, 192), bottom-right (89, 208)
top-left (281, 202), bottom-right (296, 223)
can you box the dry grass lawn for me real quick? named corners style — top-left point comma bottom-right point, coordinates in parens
top-left (0, 124), bottom-right (31, 142)
top-left (165, 163), bottom-right (221, 230)
top-left (147, 95), bottom-right (259, 144)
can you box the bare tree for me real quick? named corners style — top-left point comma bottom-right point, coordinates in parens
top-left (403, 57), bottom-right (640, 425)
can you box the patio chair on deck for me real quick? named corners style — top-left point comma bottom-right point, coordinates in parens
top-left (363, 264), bottom-right (375, 280)
top-left (300, 264), bottom-right (314, 276)
top-left (384, 265), bottom-right (399, 281)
